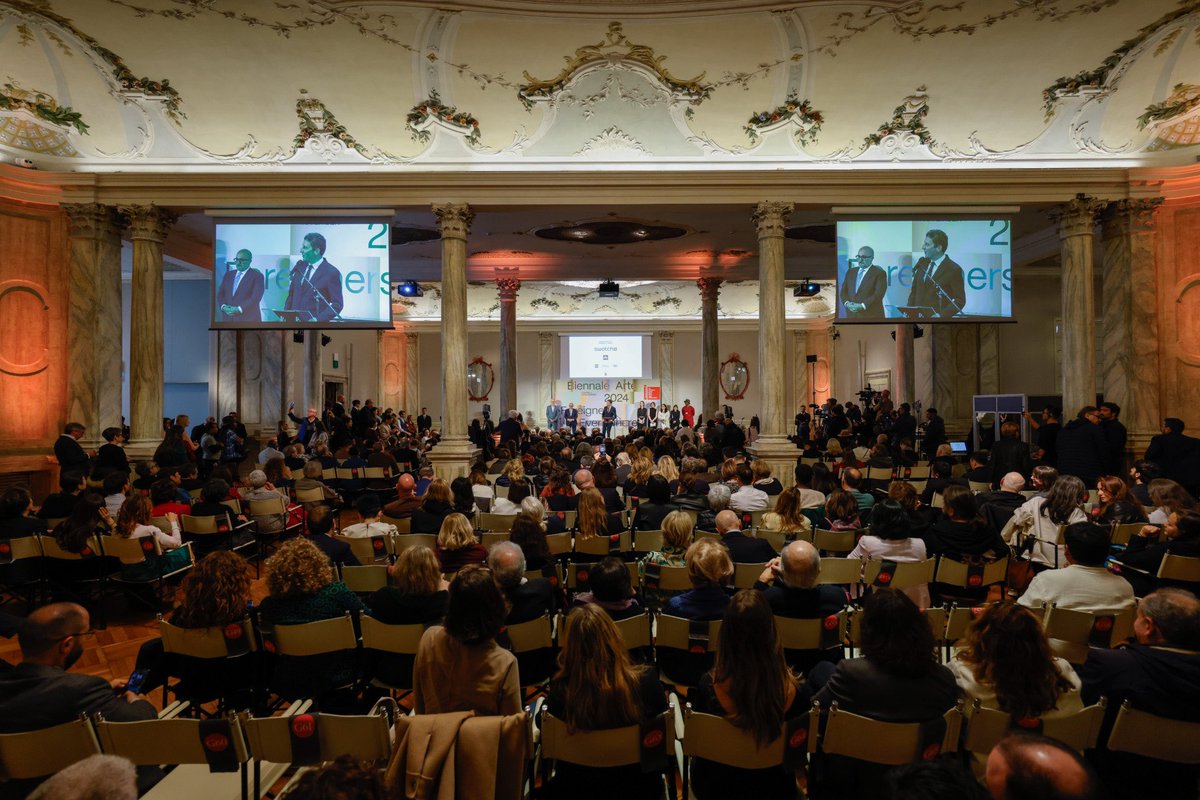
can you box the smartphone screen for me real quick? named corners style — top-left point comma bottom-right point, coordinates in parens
top-left (125, 668), bottom-right (149, 694)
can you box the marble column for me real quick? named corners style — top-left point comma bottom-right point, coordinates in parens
top-left (304, 331), bottom-right (322, 413)
top-left (792, 330), bottom-right (810, 414)
top-left (63, 204), bottom-right (124, 448)
top-left (379, 330), bottom-right (404, 412)
top-left (216, 331), bottom-right (239, 422)
top-left (696, 278), bottom-right (722, 424)
top-left (404, 332), bottom-right (420, 419)
top-left (281, 331), bottom-right (296, 424)
top-left (538, 332), bottom-right (555, 427)
top-left (894, 323), bottom-right (915, 406)
top-left (748, 201), bottom-right (798, 477)
top-left (978, 323), bottom-right (1000, 395)
top-left (123, 205), bottom-right (176, 453)
top-left (1052, 194), bottom-right (1105, 416)
top-left (427, 203), bottom-right (480, 479)
top-left (809, 326), bottom-right (835, 407)
top-left (1101, 198), bottom-right (1163, 453)
top-left (495, 272), bottom-right (521, 416)
top-left (655, 331), bottom-right (675, 407)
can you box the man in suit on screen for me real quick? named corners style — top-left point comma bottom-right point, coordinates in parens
top-left (284, 232), bottom-right (344, 322)
top-left (217, 249), bottom-right (266, 322)
top-left (840, 245), bottom-right (888, 318)
top-left (906, 228), bottom-right (965, 318)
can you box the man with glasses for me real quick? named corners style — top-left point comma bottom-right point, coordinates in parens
top-left (217, 248), bottom-right (266, 322)
top-left (0, 603), bottom-right (156, 732)
top-left (840, 245), bottom-right (887, 319)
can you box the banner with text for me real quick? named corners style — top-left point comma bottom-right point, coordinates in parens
top-left (552, 379), bottom-right (665, 431)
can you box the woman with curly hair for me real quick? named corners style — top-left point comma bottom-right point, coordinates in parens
top-left (950, 601), bottom-right (1082, 776)
top-left (624, 457), bottom-right (654, 500)
top-left (819, 489), bottom-right (862, 532)
top-left (113, 493), bottom-right (190, 581)
top-left (689, 590), bottom-right (803, 798)
top-left (495, 458), bottom-right (526, 489)
top-left (540, 468), bottom-right (576, 512)
top-left (262, 456), bottom-right (293, 489)
top-left (542, 604), bottom-right (667, 799)
top-left (435, 512), bottom-right (487, 573)
top-left (257, 537), bottom-right (366, 699)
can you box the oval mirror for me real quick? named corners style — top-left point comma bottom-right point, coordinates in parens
top-left (720, 353), bottom-right (750, 400)
top-left (467, 357), bottom-right (494, 402)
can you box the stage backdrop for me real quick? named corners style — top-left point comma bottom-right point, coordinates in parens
top-left (552, 378), bottom-right (663, 431)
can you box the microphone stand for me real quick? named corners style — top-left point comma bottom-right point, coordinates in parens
top-left (919, 262), bottom-right (963, 316)
top-left (294, 262), bottom-right (342, 321)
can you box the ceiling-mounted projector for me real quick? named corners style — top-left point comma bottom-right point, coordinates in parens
top-left (598, 280), bottom-right (620, 298)
top-left (395, 280), bottom-right (424, 298)
top-left (793, 280), bottom-right (820, 298)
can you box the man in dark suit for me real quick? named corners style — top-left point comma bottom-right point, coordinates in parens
top-left (1145, 418), bottom-right (1200, 495)
top-left (489, 541), bottom-right (559, 624)
top-left (284, 232), bottom-right (344, 322)
top-left (563, 403), bottom-right (579, 434)
top-left (840, 245), bottom-right (888, 319)
top-left (417, 407), bottom-right (432, 435)
top-left (715, 510), bottom-right (776, 564)
top-left (498, 410), bottom-right (523, 448)
top-left (922, 407), bottom-right (946, 458)
top-left (53, 422), bottom-right (91, 475)
top-left (1056, 406), bottom-right (1108, 486)
top-left (906, 228), bottom-right (965, 318)
top-left (216, 249), bottom-right (266, 322)
top-left (601, 401), bottom-right (617, 437)
top-left (890, 403), bottom-right (917, 450)
top-left (305, 506), bottom-right (359, 568)
top-left (753, 541), bottom-right (846, 671)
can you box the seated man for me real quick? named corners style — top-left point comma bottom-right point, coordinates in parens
top-left (488, 541), bottom-right (557, 625)
top-left (241, 469), bottom-right (294, 534)
top-left (1018, 522), bottom-right (1136, 662)
top-left (728, 463), bottom-right (769, 513)
top-left (977, 471), bottom-right (1027, 534)
top-left (306, 505), bottom-right (359, 569)
top-left (985, 731), bottom-right (1102, 800)
top-left (37, 471), bottom-right (85, 521)
top-left (341, 494), bottom-right (399, 539)
top-left (962, 450), bottom-right (991, 485)
top-left (102, 471), bottom-right (130, 517)
top-left (0, 603), bottom-right (158, 796)
top-left (753, 540), bottom-right (846, 671)
top-left (841, 467), bottom-right (875, 511)
top-left (716, 509), bottom-right (776, 564)
top-left (793, 463), bottom-right (827, 509)
top-left (382, 473), bottom-right (421, 519)
top-left (1077, 588), bottom-right (1200, 800)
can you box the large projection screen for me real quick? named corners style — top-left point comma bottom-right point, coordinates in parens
top-left (560, 335), bottom-right (651, 379)
top-left (212, 219), bottom-right (393, 329)
top-left (835, 219), bottom-right (1013, 323)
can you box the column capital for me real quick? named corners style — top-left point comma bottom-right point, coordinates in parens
top-left (433, 203), bottom-right (474, 240)
top-left (1101, 197), bottom-right (1164, 238)
top-left (63, 203), bottom-right (124, 239)
top-left (539, 331), bottom-right (555, 345)
top-left (121, 204), bottom-right (177, 243)
top-left (696, 277), bottom-right (722, 301)
top-left (495, 271), bottom-right (522, 300)
top-left (752, 201), bottom-right (793, 239)
top-left (1050, 194), bottom-right (1104, 239)
top-left (404, 331), bottom-right (419, 346)
top-left (657, 330), bottom-right (674, 344)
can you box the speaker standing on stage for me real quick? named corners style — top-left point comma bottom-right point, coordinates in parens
top-left (840, 245), bottom-right (887, 318)
top-left (601, 401), bottom-right (617, 436)
top-left (217, 249), bottom-right (266, 322)
top-left (285, 232), bottom-right (344, 322)
top-left (906, 228), bottom-right (965, 318)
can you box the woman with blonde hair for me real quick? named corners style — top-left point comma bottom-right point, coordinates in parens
top-left (758, 486), bottom-right (812, 540)
top-left (495, 458), bottom-right (526, 489)
top-left (641, 509), bottom-right (694, 608)
top-left (656, 455), bottom-right (680, 487)
top-left (624, 457), bottom-right (654, 499)
top-left (434, 512), bottom-right (487, 573)
top-left (751, 459), bottom-right (783, 496)
top-left (663, 538), bottom-right (733, 620)
top-left (543, 604), bottom-right (668, 799)
top-left (370, 545), bottom-right (449, 625)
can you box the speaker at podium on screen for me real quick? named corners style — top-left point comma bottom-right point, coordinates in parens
top-left (274, 309), bottom-right (317, 323)
top-left (896, 305), bottom-right (936, 319)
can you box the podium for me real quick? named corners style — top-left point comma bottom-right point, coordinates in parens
top-left (896, 305), bottom-right (936, 319)
top-left (273, 309), bottom-right (316, 323)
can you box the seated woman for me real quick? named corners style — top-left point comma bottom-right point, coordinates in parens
top-left (469, 466), bottom-right (494, 509)
top-left (366, 545), bottom-right (448, 688)
top-left (641, 510), bottom-right (695, 609)
top-left (1003, 475), bottom-right (1088, 570)
top-left (411, 479), bottom-right (455, 533)
top-left (1091, 475), bottom-right (1147, 526)
top-left (490, 480), bottom-right (532, 516)
top-left (632, 475), bottom-right (674, 531)
top-left (819, 489), bottom-right (862, 532)
top-left (262, 456), bottom-right (294, 490)
top-left (540, 468), bottom-right (577, 512)
top-left (758, 486), bottom-right (813, 542)
top-left (450, 476), bottom-right (479, 517)
top-left (113, 494), bottom-right (190, 581)
top-left (751, 459), bottom-right (784, 496)
top-left (807, 588), bottom-right (958, 798)
top-left (571, 556), bottom-right (642, 621)
top-left (543, 604), bottom-right (668, 800)
top-left (52, 492), bottom-right (112, 564)
top-left (572, 488), bottom-right (626, 564)
top-left (494, 458), bottom-right (526, 489)
top-left (927, 485), bottom-right (1006, 559)
top-left (689, 590), bottom-right (803, 799)
top-left (848, 500), bottom-right (930, 608)
top-left (663, 538), bottom-right (733, 621)
top-left (435, 512), bottom-right (488, 574)
top-left (1114, 509), bottom-right (1200, 596)
top-left (510, 513), bottom-right (555, 573)
top-left (949, 601), bottom-right (1083, 777)
top-left (188, 479), bottom-right (253, 554)
top-left (0, 487), bottom-right (47, 540)
top-left (623, 457), bottom-right (654, 500)
top-left (257, 538), bottom-right (367, 700)
top-left (885, 481), bottom-right (932, 542)
top-left (520, 496), bottom-right (566, 535)
top-left (413, 565), bottom-right (522, 715)
top-left (1145, 478), bottom-right (1195, 526)
top-left (656, 456), bottom-right (680, 494)
top-left (149, 479), bottom-right (191, 518)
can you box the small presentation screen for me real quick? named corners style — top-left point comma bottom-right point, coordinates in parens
top-left (561, 335), bottom-right (649, 378)
top-left (835, 219), bottom-right (1012, 323)
top-left (212, 220), bottom-right (393, 329)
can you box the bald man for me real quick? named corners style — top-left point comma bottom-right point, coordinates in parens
top-left (977, 470), bottom-right (1028, 532)
top-left (715, 509), bottom-right (776, 564)
top-left (754, 540), bottom-right (846, 670)
top-left (217, 248), bottom-right (265, 322)
top-left (573, 469), bottom-right (594, 491)
top-left (986, 732), bottom-right (1100, 800)
top-left (383, 472), bottom-right (421, 518)
top-left (840, 244), bottom-right (887, 318)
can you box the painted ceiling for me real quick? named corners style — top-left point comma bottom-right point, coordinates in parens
top-left (1, 0), bottom-right (1199, 171)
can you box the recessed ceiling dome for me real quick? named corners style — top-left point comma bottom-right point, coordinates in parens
top-left (534, 220), bottom-right (688, 245)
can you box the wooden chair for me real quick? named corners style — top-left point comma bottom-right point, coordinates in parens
top-left (0, 535), bottom-right (43, 608)
top-left (246, 496), bottom-right (304, 557)
top-left (40, 532), bottom-right (118, 627)
top-left (100, 534), bottom-right (194, 608)
top-left (907, 465), bottom-right (931, 480)
top-left (634, 529), bottom-right (664, 553)
top-left (815, 700), bottom-right (963, 767)
top-left (1105, 700), bottom-right (1200, 764)
top-left (539, 709), bottom-right (676, 795)
top-left (930, 492), bottom-right (945, 510)
top-left (934, 556), bottom-right (1009, 595)
top-left (1158, 553), bottom-right (1200, 586)
top-left (481, 531), bottom-right (511, 549)
top-left (962, 700), bottom-right (1106, 758)
top-left (340, 564), bottom-right (390, 594)
top-left (640, 562), bottom-right (692, 593)
top-left (334, 534), bottom-right (390, 565)
top-left (1041, 603), bottom-right (1135, 664)
top-left (573, 531), bottom-right (631, 560)
top-left (505, 613), bottom-right (558, 690)
top-left (813, 529), bottom-right (856, 555)
top-left (817, 557), bottom-right (862, 586)
top-left (158, 616), bottom-right (258, 710)
top-left (391, 533), bottom-right (437, 555)
top-left (681, 707), bottom-right (811, 800)
top-left (359, 615), bottom-right (425, 696)
top-left (545, 532), bottom-right (573, 557)
top-left (774, 611), bottom-right (848, 652)
top-left (733, 562), bottom-right (770, 589)
top-left (610, 612), bottom-right (653, 651)
top-left (655, 614), bottom-right (721, 687)
top-left (0, 717), bottom-right (101, 782)
top-left (1110, 523), bottom-right (1143, 547)
top-left (180, 514), bottom-right (257, 559)
top-left (867, 466), bottom-right (895, 483)
top-left (756, 528), bottom-right (787, 553)
top-left (259, 614), bottom-right (361, 699)
top-left (478, 512), bottom-right (517, 532)
top-left (863, 558), bottom-right (935, 592)
top-left (380, 515), bottom-right (411, 534)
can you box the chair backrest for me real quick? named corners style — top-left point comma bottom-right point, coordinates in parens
top-left (867, 467), bottom-right (894, 482)
top-left (505, 614), bottom-right (555, 654)
top-left (693, 529), bottom-right (721, 544)
top-left (392, 533), bottom-right (437, 554)
top-left (100, 534), bottom-right (152, 565)
top-left (381, 515), bottom-right (411, 534)
top-left (566, 561), bottom-right (637, 592)
top-left (1041, 604), bottom-right (1135, 653)
top-left (181, 515), bottom-right (222, 535)
top-left (0, 718), bottom-right (101, 779)
top-left (1105, 701), bottom-right (1200, 764)
top-left (774, 612), bottom-right (847, 651)
top-left (336, 467), bottom-right (365, 482)
top-left (963, 700), bottom-right (1106, 756)
top-left (944, 604), bottom-right (988, 649)
top-left (574, 531), bottom-right (631, 557)
top-left (934, 556), bottom-right (1009, 590)
top-left (968, 481), bottom-right (991, 493)
top-left (264, 613), bottom-right (359, 657)
top-left (94, 714), bottom-right (250, 767)
top-left (655, 615), bottom-right (721, 653)
top-left (813, 529), bottom-right (856, 554)
top-left (1109, 523), bottom-right (1142, 547)
top-left (294, 487), bottom-right (327, 504)
top-left (541, 710), bottom-right (674, 769)
top-left (748, 510), bottom-right (768, 530)
top-left (40, 533), bottom-right (102, 561)
top-left (478, 513), bottom-right (517, 532)
top-left (340, 564), bottom-right (390, 594)
top-left (359, 615), bottom-right (425, 655)
top-left (682, 709), bottom-right (804, 769)
top-left (815, 557), bottom-right (862, 586)
top-left (221, 498), bottom-right (243, 516)
top-left (335, 535), bottom-right (390, 565)
top-left (241, 705), bottom-right (394, 765)
top-left (641, 562), bottom-right (692, 592)
top-left (733, 562), bottom-right (770, 589)
top-left (160, 616), bottom-right (257, 658)
top-left (323, 468), bottom-right (339, 481)
top-left (545, 532), bottom-right (573, 556)
top-left (907, 466), bottom-right (931, 479)
top-left (150, 515), bottom-right (173, 532)
top-left (635, 529), bottom-right (664, 552)
top-left (820, 701), bottom-right (963, 765)
top-left (611, 612), bottom-right (652, 650)
top-left (481, 531), bottom-right (511, 549)
top-left (248, 496), bottom-right (290, 518)
top-left (0, 535), bottom-right (42, 563)
top-left (1158, 553), bottom-right (1200, 583)
top-left (862, 558), bottom-right (936, 590)
top-left (906, 480), bottom-right (928, 494)
top-left (364, 467), bottom-right (391, 481)
top-left (930, 492), bottom-right (945, 509)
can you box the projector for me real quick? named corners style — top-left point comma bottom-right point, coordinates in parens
top-left (395, 280), bottom-right (424, 298)
top-left (793, 280), bottom-right (821, 298)
top-left (597, 280), bottom-right (620, 298)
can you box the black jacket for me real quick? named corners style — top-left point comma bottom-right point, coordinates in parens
top-left (309, 533), bottom-right (360, 568)
top-left (1145, 431), bottom-right (1200, 492)
top-left (720, 530), bottom-right (776, 564)
top-left (1055, 418), bottom-right (1107, 484)
top-left (990, 437), bottom-right (1033, 485)
top-left (504, 578), bottom-right (559, 625)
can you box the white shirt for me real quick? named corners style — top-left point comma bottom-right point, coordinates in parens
top-left (848, 535), bottom-right (931, 608)
top-left (1017, 564), bottom-right (1137, 662)
top-left (729, 485), bottom-right (769, 513)
top-left (341, 519), bottom-right (398, 539)
top-left (796, 487), bottom-right (826, 509)
top-left (1003, 496), bottom-right (1088, 568)
top-left (130, 520), bottom-right (182, 551)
